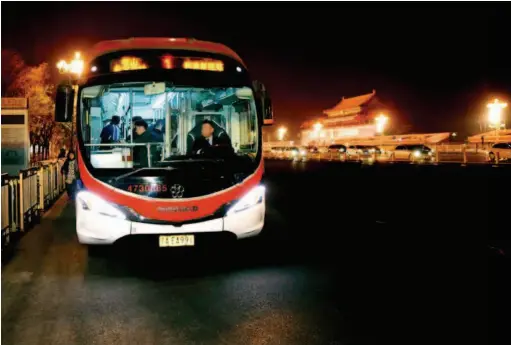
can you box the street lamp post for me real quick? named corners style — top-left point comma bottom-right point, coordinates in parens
top-left (56, 52), bottom-right (85, 149)
top-left (375, 114), bottom-right (388, 152)
top-left (487, 99), bottom-right (507, 143)
top-left (375, 114), bottom-right (388, 135)
top-left (313, 122), bottom-right (323, 145)
top-left (277, 126), bottom-right (287, 141)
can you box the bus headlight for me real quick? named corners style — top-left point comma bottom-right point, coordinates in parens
top-left (227, 185), bottom-right (265, 215)
top-left (76, 191), bottom-right (126, 219)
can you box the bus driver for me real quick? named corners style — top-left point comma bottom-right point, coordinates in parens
top-left (191, 120), bottom-right (233, 155)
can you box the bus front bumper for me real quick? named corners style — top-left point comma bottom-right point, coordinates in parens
top-left (75, 194), bottom-right (265, 245)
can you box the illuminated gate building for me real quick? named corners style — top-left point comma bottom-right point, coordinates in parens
top-left (300, 90), bottom-right (390, 146)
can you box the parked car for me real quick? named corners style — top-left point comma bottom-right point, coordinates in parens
top-left (487, 142), bottom-right (511, 162)
top-left (288, 146), bottom-right (307, 160)
top-left (346, 145), bottom-right (382, 161)
top-left (392, 144), bottom-right (435, 162)
top-left (327, 144), bottom-right (347, 153)
top-left (305, 146), bottom-right (319, 153)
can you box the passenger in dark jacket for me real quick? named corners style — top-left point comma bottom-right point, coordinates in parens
top-left (61, 151), bottom-right (79, 201)
top-left (133, 120), bottom-right (159, 167)
top-left (151, 119), bottom-right (164, 142)
top-left (127, 116), bottom-right (143, 142)
top-left (100, 115), bottom-right (121, 150)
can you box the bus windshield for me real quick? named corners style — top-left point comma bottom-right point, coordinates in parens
top-left (79, 82), bottom-right (258, 169)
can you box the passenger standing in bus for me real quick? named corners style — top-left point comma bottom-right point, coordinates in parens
top-left (61, 151), bottom-right (79, 201)
top-left (100, 115), bottom-right (121, 149)
top-left (151, 119), bottom-right (165, 142)
top-left (133, 120), bottom-right (158, 167)
top-left (128, 116), bottom-right (143, 142)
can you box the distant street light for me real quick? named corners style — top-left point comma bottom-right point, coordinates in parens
top-left (57, 51), bottom-right (84, 78)
top-left (487, 99), bottom-right (507, 142)
top-left (277, 126), bottom-right (287, 141)
top-left (487, 99), bottom-right (507, 127)
top-left (375, 114), bottom-right (388, 135)
top-left (312, 122), bottom-right (323, 145)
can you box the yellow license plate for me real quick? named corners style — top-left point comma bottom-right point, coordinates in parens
top-left (159, 235), bottom-right (195, 247)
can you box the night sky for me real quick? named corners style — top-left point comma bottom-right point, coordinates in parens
top-left (2, 2), bottom-right (509, 138)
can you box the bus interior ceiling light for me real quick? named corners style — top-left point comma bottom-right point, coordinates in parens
top-left (77, 190), bottom-right (126, 219)
top-left (226, 186), bottom-right (265, 215)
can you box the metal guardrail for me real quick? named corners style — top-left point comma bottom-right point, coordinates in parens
top-left (263, 149), bottom-right (511, 165)
top-left (1, 159), bottom-right (66, 251)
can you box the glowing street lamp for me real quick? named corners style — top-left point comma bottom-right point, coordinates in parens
top-left (311, 122), bottom-right (324, 145)
top-left (487, 99), bottom-right (507, 143)
top-left (277, 126), bottom-right (287, 141)
top-left (487, 99), bottom-right (507, 127)
top-left (70, 52), bottom-right (85, 76)
top-left (375, 114), bottom-right (388, 135)
top-left (56, 51), bottom-right (85, 77)
top-left (56, 52), bottom-right (84, 150)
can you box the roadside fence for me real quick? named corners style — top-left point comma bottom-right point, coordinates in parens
top-left (1, 158), bottom-right (66, 252)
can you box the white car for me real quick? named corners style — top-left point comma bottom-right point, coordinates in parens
top-left (346, 145), bottom-right (382, 161)
top-left (288, 146), bottom-right (307, 160)
top-left (392, 144), bottom-right (435, 162)
top-left (487, 142), bottom-right (511, 162)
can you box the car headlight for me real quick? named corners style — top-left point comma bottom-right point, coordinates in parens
top-left (300, 150), bottom-right (306, 155)
top-left (428, 151), bottom-right (433, 156)
top-left (339, 148), bottom-right (345, 153)
top-left (76, 190), bottom-right (126, 219)
top-left (226, 185), bottom-right (265, 215)
top-left (413, 151), bottom-right (421, 158)
top-left (292, 150), bottom-right (298, 156)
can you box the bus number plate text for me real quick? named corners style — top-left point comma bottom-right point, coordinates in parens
top-left (159, 235), bottom-right (195, 247)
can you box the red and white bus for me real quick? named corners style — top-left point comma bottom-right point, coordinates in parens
top-left (55, 38), bottom-right (273, 248)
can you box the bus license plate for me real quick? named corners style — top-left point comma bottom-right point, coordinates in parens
top-left (159, 235), bottom-right (195, 247)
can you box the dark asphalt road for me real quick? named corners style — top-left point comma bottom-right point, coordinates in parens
top-left (2, 160), bottom-right (510, 345)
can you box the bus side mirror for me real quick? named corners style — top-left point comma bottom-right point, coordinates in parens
top-left (262, 97), bottom-right (274, 125)
top-left (253, 81), bottom-right (274, 126)
top-left (55, 84), bottom-right (75, 122)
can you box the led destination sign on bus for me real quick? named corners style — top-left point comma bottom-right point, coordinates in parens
top-left (111, 56), bottom-right (148, 72)
top-left (110, 55), bottom-right (224, 72)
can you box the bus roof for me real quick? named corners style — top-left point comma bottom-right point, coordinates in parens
top-left (88, 37), bottom-right (246, 67)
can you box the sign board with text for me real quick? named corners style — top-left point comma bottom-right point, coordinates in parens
top-left (1, 98), bottom-right (28, 109)
top-left (1, 98), bottom-right (30, 176)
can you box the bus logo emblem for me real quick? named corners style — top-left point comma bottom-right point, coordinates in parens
top-left (170, 184), bottom-right (185, 198)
